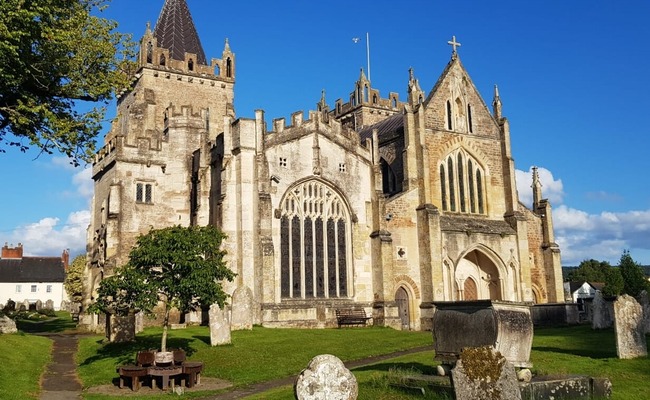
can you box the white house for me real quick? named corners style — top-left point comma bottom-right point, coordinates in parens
top-left (0, 244), bottom-right (68, 311)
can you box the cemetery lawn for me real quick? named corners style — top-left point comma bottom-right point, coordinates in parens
top-left (77, 325), bottom-right (432, 399)
top-left (70, 324), bottom-right (649, 399)
top-left (0, 333), bottom-right (52, 400)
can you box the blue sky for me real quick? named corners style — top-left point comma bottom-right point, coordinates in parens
top-left (1, 0), bottom-right (649, 266)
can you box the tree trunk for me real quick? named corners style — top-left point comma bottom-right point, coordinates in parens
top-left (161, 301), bottom-right (169, 352)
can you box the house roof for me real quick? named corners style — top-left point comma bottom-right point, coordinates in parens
top-left (153, 0), bottom-right (207, 65)
top-left (0, 257), bottom-right (65, 283)
top-left (566, 281), bottom-right (605, 293)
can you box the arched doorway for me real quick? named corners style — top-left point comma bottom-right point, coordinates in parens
top-left (455, 249), bottom-right (503, 300)
top-left (395, 287), bottom-right (410, 330)
top-left (463, 278), bottom-right (478, 300)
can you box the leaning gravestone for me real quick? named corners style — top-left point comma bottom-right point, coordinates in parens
top-left (592, 291), bottom-right (613, 329)
top-left (451, 346), bottom-right (521, 400)
top-left (209, 304), bottom-right (231, 346)
top-left (231, 286), bottom-right (254, 330)
top-left (295, 354), bottom-right (358, 400)
top-left (45, 300), bottom-right (54, 310)
top-left (0, 315), bottom-right (18, 334)
top-left (636, 290), bottom-right (650, 334)
top-left (614, 294), bottom-right (647, 359)
top-left (35, 300), bottom-right (42, 310)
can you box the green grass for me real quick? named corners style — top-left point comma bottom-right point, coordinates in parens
top-left (532, 325), bottom-right (650, 400)
top-left (77, 325), bottom-right (432, 399)
top-left (0, 333), bottom-right (52, 400)
top-left (15, 310), bottom-right (79, 333)
top-left (3, 322), bottom-right (649, 399)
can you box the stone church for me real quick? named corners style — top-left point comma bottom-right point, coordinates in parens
top-left (86, 0), bottom-right (564, 331)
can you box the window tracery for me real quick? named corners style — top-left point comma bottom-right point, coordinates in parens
top-left (280, 180), bottom-right (351, 299)
top-left (440, 149), bottom-right (485, 214)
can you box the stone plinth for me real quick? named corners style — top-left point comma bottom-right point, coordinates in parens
top-left (433, 300), bottom-right (533, 367)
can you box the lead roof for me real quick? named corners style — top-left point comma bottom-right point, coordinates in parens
top-left (153, 0), bottom-right (207, 65)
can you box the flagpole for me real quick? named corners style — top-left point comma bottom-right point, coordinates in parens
top-left (366, 32), bottom-right (371, 82)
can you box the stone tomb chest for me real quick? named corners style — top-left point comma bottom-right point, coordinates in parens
top-left (433, 300), bottom-right (533, 368)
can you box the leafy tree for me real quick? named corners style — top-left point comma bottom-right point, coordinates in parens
top-left (64, 255), bottom-right (86, 303)
top-left (618, 250), bottom-right (649, 297)
top-left (567, 259), bottom-right (612, 283)
top-left (89, 225), bottom-right (235, 351)
top-left (0, 0), bottom-right (135, 165)
top-left (601, 266), bottom-right (624, 298)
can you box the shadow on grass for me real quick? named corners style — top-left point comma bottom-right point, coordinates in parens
top-left (16, 315), bottom-right (78, 333)
top-left (193, 335), bottom-right (211, 346)
top-left (352, 361), bottom-right (437, 375)
top-left (533, 325), bottom-right (618, 359)
top-left (79, 336), bottom-right (200, 366)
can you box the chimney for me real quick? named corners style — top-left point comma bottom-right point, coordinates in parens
top-left (61, 249), bottom-right (70, 271)
top-left (1, 243), bottom-right (24, 259)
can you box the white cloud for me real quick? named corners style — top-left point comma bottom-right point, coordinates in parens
top-left (516, 166), bottom-right (564, 207)
top-left (5, 211), bottom-right (90, 257)
top-left (554, 205), bottom-right (650, 265)
top-left (72, 167), bottom-right (93, 201)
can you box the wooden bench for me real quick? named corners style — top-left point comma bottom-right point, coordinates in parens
top-left (335, 309), bottom-right (371, 328)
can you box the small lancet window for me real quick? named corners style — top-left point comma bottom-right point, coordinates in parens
top-left (447, 157), bottom-right (456, 211)
top-left (392, 97), bottom-right (397, 108)
top-left (372, 94), bottom-right (378, 104)
top-left (226, 58), bottom-right (232, 77)
top-left (146, 41), bottom-right (153, 63)
top-left (446, 100), bottom-right (453, 130)
top-left (458, 153), bottom-right (466, 212)
top-left (468, 104), bottom-right (473, 133)
top-left (160, 54), bottom-right (166, 66)
top-left (440, 165), bottom-right (447, 211)
top-left (188, 58), bottom-right (194, 71)
top-left (363, 85), bottom-right (369, 102)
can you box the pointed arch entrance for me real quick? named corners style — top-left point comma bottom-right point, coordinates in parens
top-left (455, 249), bottom-right (503, 300)
top-left (395, 287), bottom-right (410, 330)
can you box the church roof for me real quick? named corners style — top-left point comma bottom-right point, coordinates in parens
top-left (358, 113), bottom-right (404, 144)
top-left (153, 0), bottom-right (207, 65)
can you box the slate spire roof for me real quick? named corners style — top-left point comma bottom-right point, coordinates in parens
top-left (153, 0), bottom-right (207, 65)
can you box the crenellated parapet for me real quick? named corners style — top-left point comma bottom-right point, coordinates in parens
top-left (264, 108), bottom-right (371, 156)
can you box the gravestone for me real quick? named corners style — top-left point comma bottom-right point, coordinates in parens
top-left (0, 315), bottom-right (18, 334)
top-left (433, 301), bottom-right (533, 367)
top-left (35, 300), bottom-right (42, 310)
top-left (592, 291), bottom-right (613, 329)
top-left (5, 299), bottom-right (15, 311)
top-left (21, 300), bottom-right (29, 311)
top-left (135, 311), bottom-right (144, 334)
top-left (613, 294), bottom-right (647, 359)
top-left (294, 354), bottom-right (358, 400)
top-left (106, 313), bottom-right (136, 343)
top-left (636, 290), bottom-right (650, 334)
top-left (45, 300), bottom-right (54, 310)
top-left (185, 309), bottom-right (203, 325)
top-left (451, 346), bottom-right (521, 400)
top-left (231, 286), bottom-right (253, 330)
top-left (209, 304), bottom-right (231, 346)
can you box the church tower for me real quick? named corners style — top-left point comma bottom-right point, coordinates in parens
top-left (86, 0), bottom-right (236, 311)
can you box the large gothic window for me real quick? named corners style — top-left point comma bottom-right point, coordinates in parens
top-left (439, 149), bottom-right (485, 214)
top-left (280, 180), bottom-right (351, 299)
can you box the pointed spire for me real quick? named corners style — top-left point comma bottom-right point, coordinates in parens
top-left (224, 38), bottom-right (231, 52)
top-left (153, 0), bottom-right (207, 65)
top-left (358, 67), bottom-right (368, 83)
top-left (492, 84), bottom-right (503, 120)
top-left (531, 166), bottom-right (543, 209)
top-left (317, 89), bottom-right (328, 111)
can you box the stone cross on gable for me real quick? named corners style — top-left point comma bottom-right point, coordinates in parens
top-left (448, 35), bottom-right (461, 58)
